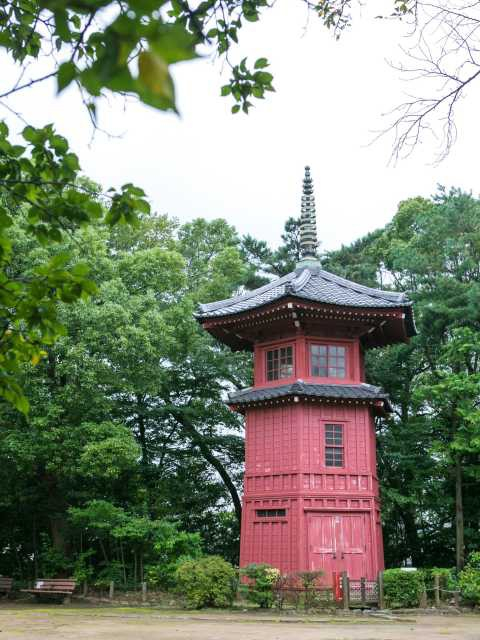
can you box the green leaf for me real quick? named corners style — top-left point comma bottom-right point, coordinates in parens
top-left (138, 50), bottom-right (175, 107)
top-left (63, 153), bottom-right (80, 171)
top-left (22, 126), bottom-right (42, 144)
top-left (231, 105), bottom-right (240, 114)
top-left (254, 57), bottom-right (268, 69)
top-left (57, 61), bottom-right (77, 92)
top-left (54, 10), bottom-right (71, 42)
top-left (254, 71), bottom-right (273, 84)
top-left (220, 85), bottom-right (231, 96)
top-left (149, 23), bottom-right (198, 64)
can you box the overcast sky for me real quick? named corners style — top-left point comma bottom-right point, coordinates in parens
top-left (2, 1), bottom-right (479, 252)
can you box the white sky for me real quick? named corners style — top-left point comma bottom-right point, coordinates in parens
top-left (1, 1), bottom-right (479, 252)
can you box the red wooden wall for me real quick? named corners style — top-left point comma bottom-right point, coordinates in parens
top-left (239, 402), bottom-right (384, 580)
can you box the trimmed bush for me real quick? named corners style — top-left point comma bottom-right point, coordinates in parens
top-left (240, 563), bottom-right (280, 608)
top-left (383, 569), bottom-right (425, 609)
top-left (423, 567), bottom-right (457, 593)
top-left (297, 571), bottom-right (325, 611)
top-left (459, 552), bottom-right (480, 605)
top-left (174, 556), bottom-right (237, 609)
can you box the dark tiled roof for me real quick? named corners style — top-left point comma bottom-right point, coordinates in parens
top-left (228, 380), bottom-right (392, 411)
top-left (197, 265), bottom-right (413, 322)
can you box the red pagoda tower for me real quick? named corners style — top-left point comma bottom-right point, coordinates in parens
top-left (196, 167), bottom-right (415, 581)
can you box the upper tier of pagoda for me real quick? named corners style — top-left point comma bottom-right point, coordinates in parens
top-left (196, 167), bottom-right (415, 351)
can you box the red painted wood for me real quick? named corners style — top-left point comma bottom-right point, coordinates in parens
top-left (239, 330), bottom-right (385, 581)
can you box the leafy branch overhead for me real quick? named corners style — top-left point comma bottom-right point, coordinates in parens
top-left (2, 1), bottom-right (477, 155)
top-left (0, 0), bottom-right (414, 116)
top-left (0, 122), bottom-right (150, 412)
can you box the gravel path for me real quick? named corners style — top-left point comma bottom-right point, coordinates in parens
top-left (0, 605), bottom-right (478, 640)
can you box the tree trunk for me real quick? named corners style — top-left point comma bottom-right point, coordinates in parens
top-left (120, 543), bottom-right (127, 586)
top-left (169, 407), bottom-right (242, 525)
top-left (98, 538), bottom-right (109, 564)
top-left (50, 515), bottom-right (67, 554)
top-left (32, 516), bottom-right (38, 579)
top-left (401, 507), bottom-right (422, 566)
top-left (137, 395), bottom-right (148, 467)
top-left (455, 454), bottom-right (465, 571)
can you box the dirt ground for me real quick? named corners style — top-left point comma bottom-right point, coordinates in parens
top-left (0, 604), bottom-right (479, 640)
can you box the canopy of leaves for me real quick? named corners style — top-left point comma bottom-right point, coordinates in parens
top-left (0, 123), bottom-right (149, 412)
top-left (0, 207), bottom-right (250, 580)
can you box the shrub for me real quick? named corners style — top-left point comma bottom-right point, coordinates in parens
top-left (72, 550), bottom-right (95, 585)
top-left (38, 534), bottom-right (72, 577)
top-left (297, 570), bottom-right (325, 611)
top-left (174, 556), bottom-right (237, 609)
top-left (240, 563), bottom-right (280, 608)
top-left (424, 567), bottom-right (457, 593)
top-left (94, 561), bottom-right (125, 588)
top-left (459, 552), bottom-right (480, 605)
top-left (383, 569), bottom-right (425, 608)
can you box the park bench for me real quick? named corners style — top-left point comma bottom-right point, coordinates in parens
top-left (21, 578), bottom-right (76, 604)
top-left (0, 577), bottom-right (13, 597)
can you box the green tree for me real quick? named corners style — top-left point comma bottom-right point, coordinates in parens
top-left (0, 206), bottom-right (250, 579)
top-left (0, 125), bottom-right (149, 411)
top-left (414, 329), bottom-right (480, 570)
top-left (241, 216), bottom-right (302, 286)
top-left (365, 188), bottom-right (480, 568)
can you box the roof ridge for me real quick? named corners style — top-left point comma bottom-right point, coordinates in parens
top-left (317, 268), bottom-right (410, 304)
top-left (227, 380), bottom-right (392, 411)
top-left (291, 268), bottom-right (311, 292)
top-left (197, 271), bottom-right (294, 314)
top-left (229, 380), bottom-right (386, 397)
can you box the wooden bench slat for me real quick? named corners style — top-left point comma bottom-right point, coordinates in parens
top-left (32, 578), bottom-right (75, 582)
top-left (35, 580), bottom-right (75, 589)
top-left (22, 590), bottom-right (74, 595)
top-left (0, 577), bottom-right (13, 592)
top-left (34, 580), bottom-right (75, 583)
top-left (21, 578), bottom-right (76, 598)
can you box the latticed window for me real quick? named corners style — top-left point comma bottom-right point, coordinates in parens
top-left (325, 423), bottom-right (344, 467)
top-left (266, 346), bottom-right (293, 381)
top-left (256, 509), bottom-right (286, 518)
top-left (310, 344), bottom-right (346, 378)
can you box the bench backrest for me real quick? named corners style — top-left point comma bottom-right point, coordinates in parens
top-left (34, 579), bottom-right (76, 593)
top-left (0, 577), bottom-right (13, 590)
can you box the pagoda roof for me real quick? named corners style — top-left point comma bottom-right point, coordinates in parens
top-left (197, 265), bottom-right (415, 337)
top-left (228, 380), bottom-right (392, 413)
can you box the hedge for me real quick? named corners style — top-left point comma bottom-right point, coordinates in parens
top-left (383, 569), bottom-right (425, 609)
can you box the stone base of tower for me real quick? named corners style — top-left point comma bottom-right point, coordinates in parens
top-left (239, 494), bottom-right (384, 582)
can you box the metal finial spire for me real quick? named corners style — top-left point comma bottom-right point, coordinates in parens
top-left (299, 165), bottom-right (318, 261)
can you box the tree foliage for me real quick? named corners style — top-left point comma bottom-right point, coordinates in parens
top-left (174, 555), bottom-right (237, 608)
top-left (328, 187), bottom-right (480, 568)
top-left (0, 206), bottom-right (249, 581)
top-left (0, 123), bottom-right (149, 411)
top-left (1, 183), bottom-right (480, 583)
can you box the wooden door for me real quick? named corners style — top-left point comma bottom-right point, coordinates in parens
top-left (307, 513), bottom-right (369, 580)
top-left (337, 514), bottom-right (367, 578)
top-left (307, 514), bottom-right (337, 577)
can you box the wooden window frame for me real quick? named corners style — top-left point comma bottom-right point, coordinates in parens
top-left (265, 344), bottom-right (294, 382)
top-left (324, 423), bottom-right (345, 468)
top-left (255, 508), bottom-right (287, 518)
top-left (309, 342), bottom-right (348, 380)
